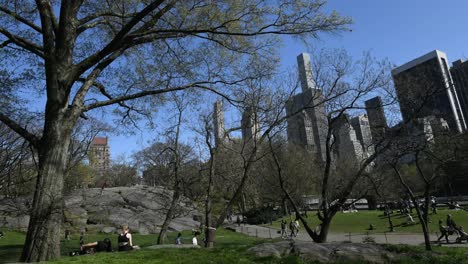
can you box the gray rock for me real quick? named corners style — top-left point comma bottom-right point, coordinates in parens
top-left (101, 226), bottom-right (117, 234)
top-left (247, 241), bottom-right (292, 258)
top-left (0, 186), bottom-right (200, 234)
top-left (248, 241), bottom-right (399, 264)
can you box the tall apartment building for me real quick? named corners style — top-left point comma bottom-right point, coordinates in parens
top-left (213, 100), bottom-right (226, 147)
top-left (90, 136), bottom-right (110, 172)
top-left (392, 50), bottom-right (466, 133)
top-left (364, 96), bottom-right (388, 145)
top-left (450, 59), bottom-right (468, 123)
top-left (333, 114), bottom-right (365, 168)
top-left (351, 114), bottom-right (374, 155)
top-left (241, 106), bottom-right (260, 144)
top-left (286, 53), bottom-right (328, 162)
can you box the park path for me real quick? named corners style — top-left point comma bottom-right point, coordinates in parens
top-left (229, 224), bottom-right (468, 247)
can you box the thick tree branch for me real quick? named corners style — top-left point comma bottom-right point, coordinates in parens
top-left (0, 6), bottom-right (42, 33)
top-left (0, 113), bottom-right (40, 148)
top-left (0, 27), bottom-right (44, 57)
top-left (35, 0), bottom-right (56, 55)
top-left (74, 0), bottom-right (166, 76)
top-left (83, 82), bottom-right (235, 111)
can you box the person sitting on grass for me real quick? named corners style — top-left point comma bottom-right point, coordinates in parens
top-left (70, 238), bottom-right (112, 256)
top-left (118, 224), bottom-right (140, 251)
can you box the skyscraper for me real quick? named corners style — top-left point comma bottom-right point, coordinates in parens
top-left (241, 106), bottom-right (260, 144)
top-left (392, 50), bottom-right (466, 133)
top-left (364, 96), bottom-right (388, 145)
top-left (213, 100), bottom-right (226, 147)
top-left (286, 53), bottom-right (328, 162)
top-left (333, 114), bottom-right (365, 167)
top-left (450, 59), bottom-right (468, 124)
top-left (351, 114), bottom-right (374, 155)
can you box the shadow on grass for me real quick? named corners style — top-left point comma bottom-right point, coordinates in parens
top-left (0, 244), bottom-right (22, 263)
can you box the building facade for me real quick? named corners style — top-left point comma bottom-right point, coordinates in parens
top-left (213, 100), bottom-right (226, 147)
top-left (351, 114), bottom-right (374, 156)
top-left (286, 53), bottom-right (328, 162)
top-left (90, 137), bottom-right (110, 172)
top-left (392, 50), bottom-right (466, 133)
top-left (333, 114), bottom-right (365, 168)
top-left (364, 96), bottom-right (388, 145)
top-left (450, 59), bottom-right (468, 124)
top-left (241, 106), bottom-right (260, 144)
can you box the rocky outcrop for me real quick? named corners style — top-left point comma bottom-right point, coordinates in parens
top-left (0, 185), bottom-right (200, 234)
top-left (248, 241), bottom-right (399, 264)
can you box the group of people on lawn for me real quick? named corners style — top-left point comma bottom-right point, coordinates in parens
top-left (72, 224), bottom-right (139, 255)
top-left (75, 224), bottom-right (203, 255)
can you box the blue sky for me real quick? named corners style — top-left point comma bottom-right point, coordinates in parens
top-left (110, 0), bottom-right (468, 160)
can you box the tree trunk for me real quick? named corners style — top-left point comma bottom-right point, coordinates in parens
top-left (204, 161), bottom-right (214, 247)
top-left (20, 121), bottom-right (73, 262)
top-left (314, 217), bottom-right (332, 242)
top-left (411, 197), bottom-right (432, 251)
top-left (393, 166), bottom-right (432, 251)
top-left (157, 188), bottom-right (181, 244)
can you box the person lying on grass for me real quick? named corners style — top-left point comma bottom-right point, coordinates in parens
top-left (69, 238), bottom-right (112, 256)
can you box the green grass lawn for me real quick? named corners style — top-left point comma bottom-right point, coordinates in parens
top-left (1, 229), bottom-right (294, 264)
top-left (269, 208), bottom-right (468, 234)
top-left (2, 209), bottom-right (468, 264)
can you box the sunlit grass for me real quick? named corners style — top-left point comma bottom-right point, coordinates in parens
top-left (268, 208), bottom-right (468, 234)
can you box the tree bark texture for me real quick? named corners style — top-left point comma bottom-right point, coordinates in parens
top-left (20, 118), bottom-right (74, 262)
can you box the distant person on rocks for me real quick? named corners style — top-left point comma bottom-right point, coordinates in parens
top-left (175, 232), bottom-right (183, 245)
top-left (100, 180), bottom-right (108, 195)
top-left (236, 216), bottom-right (241, 227)
top-left (118, 224), bottom-right (139, 251)
top-left (0, 230), bottom-right (3, 239)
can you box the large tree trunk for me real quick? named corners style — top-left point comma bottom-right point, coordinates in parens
top-left (20, 120), bottom-right (73, 262)
top-left (314, 217), bottom-right (332, 242)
